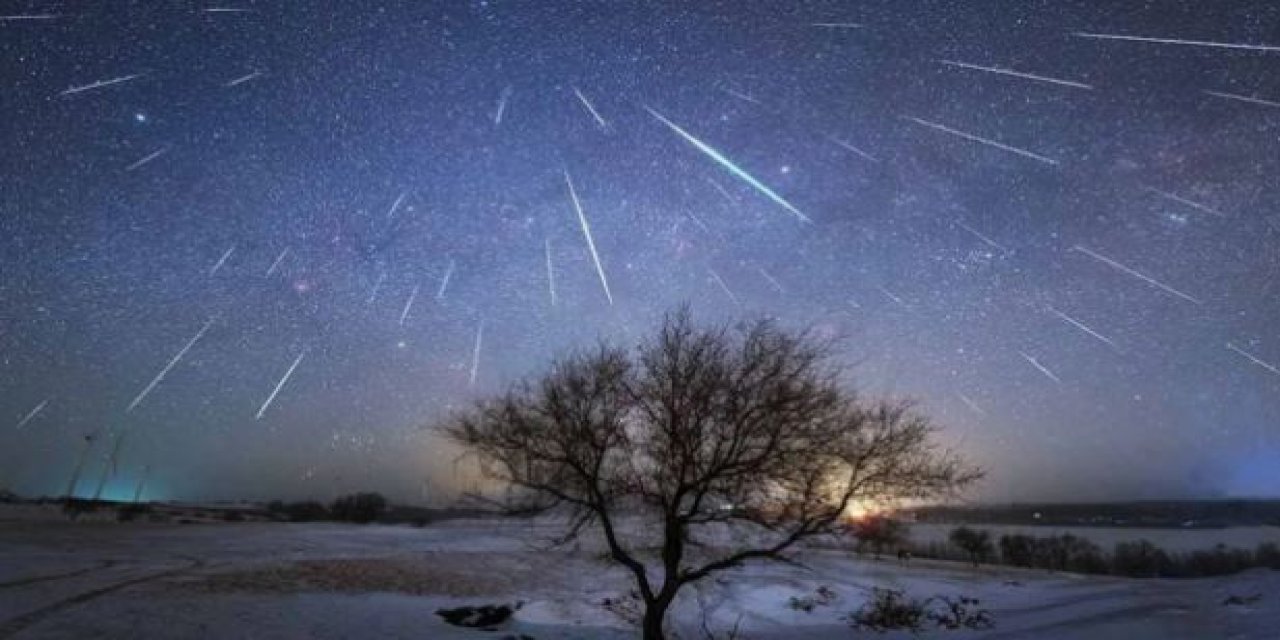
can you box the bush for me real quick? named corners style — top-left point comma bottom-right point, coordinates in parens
top-left (1255, 542), bottom-right (1280, 570)
top-left (848, 588), bottom-right (925, 632)
top-left (1112, 540), bottom-right (1171, 577)
top-left (330, 492), bottom-right (387, 524)
top-left (928, 595), bottom-right (994, 630)
top-left (117, 503), bottom-right (152, 522)
top-left (999, 534), bottom-right (1036, 567)
top-left (949, 526), bottom-right (994, 566)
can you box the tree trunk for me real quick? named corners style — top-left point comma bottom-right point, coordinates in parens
top-left (641, 593), bottom-right (675, 640)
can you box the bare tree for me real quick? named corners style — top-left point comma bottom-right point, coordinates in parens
top-left (443, 309), bottom-right (981, 639)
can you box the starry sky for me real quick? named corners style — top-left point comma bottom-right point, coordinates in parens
top-left (2, 1), bottom-right (1279, 505)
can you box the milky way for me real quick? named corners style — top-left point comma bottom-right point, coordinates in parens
top-left (2, 1), bottom-right (1278, 503)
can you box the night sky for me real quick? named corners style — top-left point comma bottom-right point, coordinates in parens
top-left (2, 1), bottom-right (1278, 504)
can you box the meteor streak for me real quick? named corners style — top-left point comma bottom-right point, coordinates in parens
top-left (386, 191), bottom-right (407, 220)
top-left (565, 172), bottom-right (614, 305)
top-left (1019, 351), bottom-right (1063, 384)
top-left (266, 248), bottom-right (289, 276)
top-left (956, 393), bottom-right (986, 416)
top-left (722, 87), bottom-right (761, 105)
top-left (1072, 32), bottom-right (1280, 53)
top-left (436, 259), bottom-right (455, 300)
top-left (15, 398), bottom-right (49, 430)
top-left (399, 285), bottom-right (419, 325)
top-left (1204, 90), bottom-right (1280, 109)
top-left (368, 272), bottom-right (385, 304)
top-left (955, 220), bottom-right (1009, 253)
top-left (905, 116), bottom-right (1059, 165)
top-left (647, 106), bottom-right (811, 223)
top-left (1145, 187), bottom-right (1226, 218)
top-left (494, 85), bottom-right (512, 125)
top-left (209, 244), bottom-right (235, 275)
top-left (708, 268), bottom-right (740, 305)
top-left (545, 238), bottom-right (557, 306)
top-left (939, 59), bottom-right (1093, 90)
top-left (469, 321), bottom-right (484, 387)
top-left (225, 70), bottom-right (262, 87)
top-left (256, 350), bottom-right (307, 420)
top-left (1226, 343), bottom-right (1280, 376)
top-left (757, 267), bottom-right (784, 293)
top-left (572, 86), bottom-right (608, 129)
top-left (1072, 245), bottom-right (1202, 304)
top-left (0, 14), bottom-right (60, 21)
top-left (61, 74), bottom-right (144, 96)
top-left (826, 135), bottom-right (878, 163)
top-left (811, 22), bottom-right (863, 29)
top-left (127, 317), bottom-right (216, 413)
top-left (1047, 305), bottom-right (1119, 350)
top-left (125, 148), bottom-right (168, 172)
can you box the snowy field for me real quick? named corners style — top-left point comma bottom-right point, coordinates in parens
top-left (1, 508), bottom-right (1276, 639)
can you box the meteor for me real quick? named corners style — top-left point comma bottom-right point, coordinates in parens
top-left (1144, 187), bottom-right (1226, 218)
top-left (1072, 32), bottom-right (1280, 53)
top-left (572, 86), bottom-right (608, 130)
top-left (646, 106), bottom-right (811, 223)
top-left (494, 85), bottom-right (512, 125)
top-left (811, 22), bottom-right (862, 29)
top-left (1019, 351), bottom-right (1063, 384)
top-left (127, 317), bottom-right (216, 413)
top-left (565, 172), bottom-right (614, 305)
top-left (905, 116), bottom-right (1059, 165)
top-left (1047, 305), bottom-right (1119, 350)
top-left (368, 272), bottom-right (385, 304)
top-left (266, 248), bottom-right (289, 276)
top-left (15, 398), bottom-right (50, 430)
top-left (209, 244), bottom-right (236, 275)
top-left (126, 148), bottom-right (168, 172)
top-left (256, 350), bottom-right (307, 420)
top-left (399, 285), bottom-right (419, 325)
top-left (225, 71), bottom-right (262, 87)
top-left (386, 191), bottom-right (407, 220)
top-left (708, 268), bottom-right (740, 305)
top-left (61, 74), bottom-right (144, 96)
top-left (757, 267), bottom-right (784, 294)
top-left (469, 321), bottom-right (484, 387)
top-left (1226, 343), bottom-right (1280, 376)
top-left (1203, 90), bottom-right (1280, 109)
top-left (939, 59), bottom-right (1093, 90)
top-left (436, 259), bottom-right (455, 300)
top-left (1073, 245), bottom-right (1202, 304)
top-left (826, 135), bottom-right (878, 163)
top-left (955, 220), bottom-right (1009, 253)
top-left (545, 238), bottom-right (557, 306)
top-left (956, 393), bottom-right (986, 416)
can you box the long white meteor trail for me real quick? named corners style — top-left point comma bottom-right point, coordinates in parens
top-left (125, 148), bottom-right (168, 172)
top-left (940, 59), bottom-right (1093, 90)
top-left (545, 238), bottom-right (557, 306)
top-left (811, 22), bottom-right (863, 29)
top-left (1145, 187), bottom-right (1226, 218)
top-left (15, 398), bottom-right (49, 430)
top-left (572, 86), bottom-right (608, 129)
top-left (399, 285), bottom-right (419, 325)
top-left (436, 260), bottom-right (455, 300)
top-left (1072, 32), bottom-right (1280, 53)
top-left (1204, 90), bottom-right (1280, 109)
top-left (224, 70), bottom-right (262, 87)
top-left (646, 106), bottom-right (811, 223)
top-left (127, 317), bottom-right (215, 413)
top-left (266, 248), bottom-right (289, 276)
top-left (1073, 245), bottom-right (1202, 304)
top-left (905, 116), bottom-right (1059, 165)
top-left (1019, 351), bottom-right (1063, 384)
top-left (1226, 343), bottom-right (1280, 376)
top-left (209, 244), bottom-right (236, 275)
top-left (494, 86), bottom-right (512, 125)
top-left (204, 7), bottom-right (253, 13)
top-left (256, 350), bottom-right (307, 420)
top-left (0, 14), bottom-right (60, 21)
top-left (564, 172), bottom-right (614, 305)
top-left (469, 321), bottom-right (484, 387)
top-left (708, 268), bottom-right (740, 305)
top-left (1047, 305), bottom-right (1118, 350)
top-left (61, 74), bottom-right (144, 96)
top-left (956, 220), bottom-right (1009, 253)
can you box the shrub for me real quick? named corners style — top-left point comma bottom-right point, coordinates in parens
top-left (1110, 540), bottom-right (1171, 577)
top-left (928, 595), bottom-right (994, 630)
top-left (949, 526), bottom-right (994, 566)
top-left (330, 492), bottom-right (387, 523)
top-left (999, 534), bottom-right (1036, 567)
top-left (848, 588), bottom-right (925, 632)
top-left (851, 516), bottom-right (908, 559)
top-left (270, 500), bottom-right (329, 522)
top-left (1255, 542), bottom-right (1280, 570)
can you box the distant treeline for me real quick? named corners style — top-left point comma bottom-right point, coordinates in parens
top-left (910, 525), bottom-right (1280, 578)
top-left (904, 500), bottom-right (1280, 528)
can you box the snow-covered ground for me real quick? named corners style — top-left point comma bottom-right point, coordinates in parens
top-left (1, 509), bottom-right (1276, 639)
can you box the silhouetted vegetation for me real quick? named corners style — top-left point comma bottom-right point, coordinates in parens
top-left (911, 528), bottom-right (1280, 578)
top-left (329, 492), bottom-right (387, 524)
top-left (948, 526), bottom-right (994, 566)
top-left (444, 309), bottom-right (980, 640)
top-left (851, 516), bottom-right (908, 559)
top-left (267, 500), bottom-right (330, 522)
top-left (847, 588), bottom-right (993, 632)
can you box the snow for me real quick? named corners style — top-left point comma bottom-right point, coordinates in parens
top-left (1, 509), bottom-right (1277, 638)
